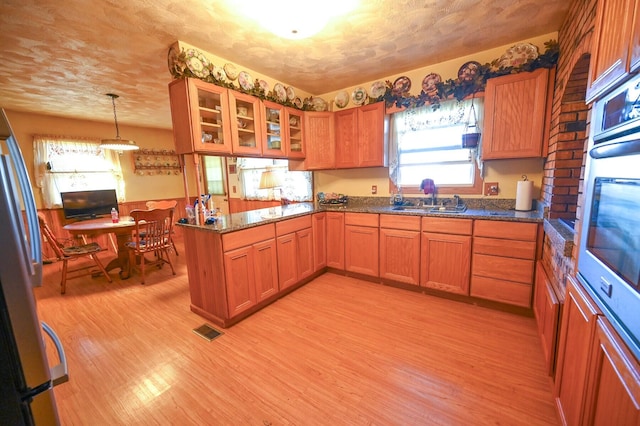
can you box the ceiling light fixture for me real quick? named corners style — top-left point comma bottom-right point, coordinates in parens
top-left (240, 0), bottom-right (359, 40)
top-left (100, 93), bottom-right (139, 152)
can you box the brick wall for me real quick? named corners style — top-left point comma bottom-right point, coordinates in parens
top-left (541, 0), bottom-right (597, 290)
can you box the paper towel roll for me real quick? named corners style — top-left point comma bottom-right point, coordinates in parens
top-left (515, 180), bottom-right (534, 211)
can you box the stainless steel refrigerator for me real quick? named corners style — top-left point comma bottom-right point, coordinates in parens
top-left (0, 109), bottom-right (68, 425)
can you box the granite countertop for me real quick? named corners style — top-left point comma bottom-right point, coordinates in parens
top-left (177, 197), bottom-right (544, 234)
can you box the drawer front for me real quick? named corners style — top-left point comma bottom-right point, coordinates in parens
top-left (473, 237), bottom-right (536, 259)
top-left (380, 214), bottom-right (421, 231)
top-left (422, 217), bottom-right (473, 235)
top-left (472, 253), bottom-right (534, 284)
top-left (345, 212), bottom-right (379, 227)
top-left (275, 215), bottom-right (312, 236)
top-left (471, 275), bottom-right (532, 307)
top-left (222, 223), bottom-right (275, 252)
top-left (473, 220), bottom-right (538, 241)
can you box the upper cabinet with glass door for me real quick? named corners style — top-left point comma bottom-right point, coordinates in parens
top-left (284, 107), bottom-right (305, 159)
top-left (262, 100), bottom-right (286, 158)
top-left (168, 78), bottom-right (233, 155)
top-left (228, 90), bottom-right (264, 157)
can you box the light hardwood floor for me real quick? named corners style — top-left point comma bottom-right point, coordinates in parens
top-left (36, 239), bottom-right (559, 425)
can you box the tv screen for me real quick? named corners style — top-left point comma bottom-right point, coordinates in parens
top-left (60, 189), bottom-right (118, 220)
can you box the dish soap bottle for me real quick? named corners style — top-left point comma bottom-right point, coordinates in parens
top-left (111, 207), bottom-right (119, 223)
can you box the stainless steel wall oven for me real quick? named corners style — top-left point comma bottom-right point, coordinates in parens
top-left (578, 73), bottom-right (640, 360)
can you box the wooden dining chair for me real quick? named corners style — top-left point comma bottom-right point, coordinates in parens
top-left (37, 213), bottom-right (112, 294)
top-left (145, 199), bottom-right (179, 256)
top-left (126, 208), bottom-right (176, 284)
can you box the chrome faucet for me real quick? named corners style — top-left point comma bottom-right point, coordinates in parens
top-left (453, 194), bottom-right (461, 207)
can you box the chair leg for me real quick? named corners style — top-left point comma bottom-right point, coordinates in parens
top-left (172, 240), bottom-right (179, 256)
top-left (61, 260), bottom-right (68, 295)
top-left (91, 254), bottom-right (112, 283)
top-left (164, 248), bottom-right (176, 276)
top-left (139, 252), bottom-right (146, 285)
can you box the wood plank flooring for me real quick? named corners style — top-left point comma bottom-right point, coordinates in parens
top-left (35, 240), bottom-right (559, 425)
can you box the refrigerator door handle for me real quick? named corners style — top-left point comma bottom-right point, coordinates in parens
top-left (41, 321), bottom-right (69, 386)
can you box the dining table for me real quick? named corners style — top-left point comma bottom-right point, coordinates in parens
top-left (63, 217), bottom-right (137, 279)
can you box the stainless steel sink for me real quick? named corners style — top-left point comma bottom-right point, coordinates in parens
top-left (391, 205), bottom-right (467, 214)
top-left (427, 205), bottom-right (467, 214)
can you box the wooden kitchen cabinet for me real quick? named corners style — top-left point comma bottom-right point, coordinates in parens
top-left (471, 220), bottom-right (538, 307)
top-left (283, 106), bottom-right (305, 159)
top-left (583, 317), bottom-right (640, 425)
top-left (168, 77), bottom-right (233, 155)
top-left (555, 275), bottom-right (601, 426)
top-left (312, 212), bottom-right (327, 272)
top-left (228, 90), bottom-right (264, 156)
top-left (289, 111), bottom-right (334, 170)
top-left (344, 212), bottom-right (379, 277)
top-left (482, 68), bottom-right (550, 159)
top-left (261, 100), bottom-right (287, 158)
top-left (421, 217), bottom-right (472, 295)
top-left (326, 211), bottom-right (345, 269)
top-left (533, 261), bottom-right (561, 376)
top-left (224, 238), bottom-right (278, 317)
top-left (334, 102), bottom-right (387, 168)
top-left (586, 0), bottom-right (640, 102)
top-left (276, 215), bottom-right (313, 291)
top-left (379, 214), bottom-right (421, 285)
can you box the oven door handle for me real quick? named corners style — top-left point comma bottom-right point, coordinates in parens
top-left (590, 138), bottom-right (640, 159)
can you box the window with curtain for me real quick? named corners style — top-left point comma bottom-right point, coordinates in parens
top-left (33, 135), bottom-right (125, 208)
top-left (202, 156), bottom-right (226, 195)
top-left (237, 158), bottom-right (312, 201)
top-left (389, 98), bottom-right (483, 192)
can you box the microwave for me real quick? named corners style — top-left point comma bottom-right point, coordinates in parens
top-left (578, 73), bottom-right (640, 361)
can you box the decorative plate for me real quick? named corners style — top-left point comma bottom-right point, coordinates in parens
top-left (334, 90), bottom-right (349, 108)
top-left (457, 61), bottom-right (481, 83)
top-left (286, 86), bottom-right (296, 101)
top-left (421, 73), bottom-right (442, 96)
top-left (223, 63), bottom-right (238, 80)
top-left (293, 97), bottom-right (303, 108)
top-left (185, 49), bottom-right (210, 78)
top-left (258, 79), bottom-right (270, 94)
top-left (497, 43), bottom-right (539, 68)
top-left (370, 81), bottom-right (386, 98)
top-left (167, 44), bottom-right (183, 77)
top-left (274, 83), bottom-right (287, 102)
top-left (392, 76), bottom-right (411, 95)
top-left (238, 71), bottom-right (254, 91)
top-left (211, 65), bottom-right (226, 82)
top-left (311, 97), bottom-right (328, 111)
top-left (351, 87), bottom-right (368, 106)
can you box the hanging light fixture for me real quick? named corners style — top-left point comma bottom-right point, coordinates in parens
top-left (100, 93), bottom-right (139, 151)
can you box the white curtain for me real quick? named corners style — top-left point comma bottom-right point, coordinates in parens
top-left (33, 135), bottom-right (125, 208)
top-left (389, 98), bottom-right (484, 186)
top-left (237, 157), bottom-right (312, 201)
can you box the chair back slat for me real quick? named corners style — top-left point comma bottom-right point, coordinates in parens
top-left (129, 208), bottom-right (175, 253)
top-left (38, 213), bottom-right (67, 260)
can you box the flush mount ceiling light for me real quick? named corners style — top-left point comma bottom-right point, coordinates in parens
top-left (239, 0), bottom-right (359, 40)
top-left (100, 93), bottom-right (139, 152)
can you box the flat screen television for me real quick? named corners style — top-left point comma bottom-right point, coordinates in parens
top-left (60, 189), bottom-right (118, 220)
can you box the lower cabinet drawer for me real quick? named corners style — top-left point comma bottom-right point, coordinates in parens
top-left (470, 275), bottom-right (532, 307)
top-left (472, 253), bottom-right (534, 284)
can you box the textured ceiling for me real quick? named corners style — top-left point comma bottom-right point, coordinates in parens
top-left (0, 0), bottom-right (569, 129)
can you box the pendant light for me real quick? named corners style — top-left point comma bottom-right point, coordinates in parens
top-left (100, 93), bottom-right (139, 151)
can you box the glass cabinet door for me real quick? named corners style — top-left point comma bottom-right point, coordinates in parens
top-left (168, 78), bottom-right (232, 155)
top-left (228, 90), bottom-right (263, 156)
top-left (284, 107), bottom-right (305, 159)
top-left (262, 100), bottom-right (286, 157)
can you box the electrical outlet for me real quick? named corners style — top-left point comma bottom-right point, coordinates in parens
top-left (484, 182), bottom-right (499, 196)
top-left (371, 185), bottom-right (377, 194)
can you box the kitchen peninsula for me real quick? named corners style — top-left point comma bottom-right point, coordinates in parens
top-left (178, 199), bottom-right (543, 328)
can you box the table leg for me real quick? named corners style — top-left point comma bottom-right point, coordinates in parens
top-left (104, 231), bottom-right (132, 279)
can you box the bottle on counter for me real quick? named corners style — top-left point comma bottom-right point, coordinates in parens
top-left (111, 207), bottom-right (119, 223)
